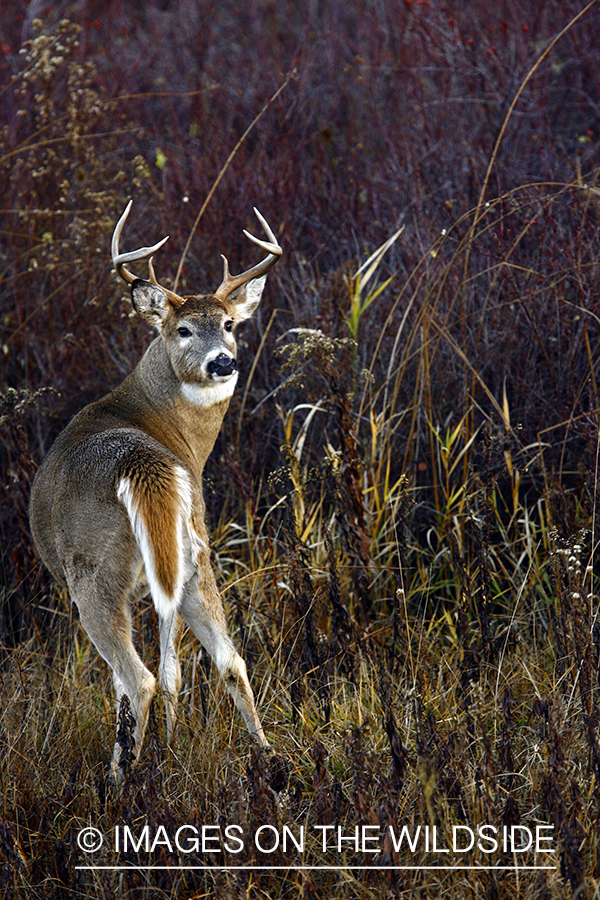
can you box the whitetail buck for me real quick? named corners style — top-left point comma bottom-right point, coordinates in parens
top-left (29, 201), bottom-right (281, 781)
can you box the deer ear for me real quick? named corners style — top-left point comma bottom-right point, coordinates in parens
top-left (226, 274), bottom-right (267, 323)
top-left (131, 279), bottom-right (171, 328)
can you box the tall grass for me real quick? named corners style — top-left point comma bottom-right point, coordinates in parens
top-left (1, 2), bottom-right (600, 897)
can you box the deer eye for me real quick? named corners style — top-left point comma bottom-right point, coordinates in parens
top-left (224, 320), bottom-right (233, 333)
top-left (178, 326), bottom-right (192, 338)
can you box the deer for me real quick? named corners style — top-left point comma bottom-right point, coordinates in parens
top-left (29, 201), bottom-right (281, 782)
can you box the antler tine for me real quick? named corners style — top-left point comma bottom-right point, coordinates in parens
top-left (147, 256), bottom-right (186, 308)
top-left (111, 201), bottom-right (170, 286)
top-left (250, 206), bottom-right (278, 245)
top-left (242, 230), bottom-right (281, 255)
top-left (214, 208), bottom-right (282, 302)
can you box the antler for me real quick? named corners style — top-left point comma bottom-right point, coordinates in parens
top-left (112, 201), bottom-right (185, 307)
top-left (214, 208), bottom-right (282, 302)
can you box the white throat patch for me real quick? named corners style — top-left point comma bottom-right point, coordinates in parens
top-left (181, 372), bottom-right (238, 407)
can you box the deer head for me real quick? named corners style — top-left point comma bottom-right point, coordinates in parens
top-left (111, 201), bottom-right (282, 404)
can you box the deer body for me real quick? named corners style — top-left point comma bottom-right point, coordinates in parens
top-left (29, 203), bottom-right (280, 780)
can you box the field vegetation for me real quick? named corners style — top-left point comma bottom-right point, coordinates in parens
top-left (1, 1), bottom-right (600, 897)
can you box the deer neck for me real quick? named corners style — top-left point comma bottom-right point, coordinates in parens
top-left (121, 337), bottom-right (231, 478)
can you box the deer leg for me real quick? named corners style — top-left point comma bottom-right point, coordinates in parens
top-left (69, 580), bottom-right (156, 782)
top-left (158, 610), bottom-right (184, 744)
top-left (179, 581), bottom-right (269, 749)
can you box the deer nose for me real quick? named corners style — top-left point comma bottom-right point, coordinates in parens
top-left (207, 354), bottom-right (237, 377)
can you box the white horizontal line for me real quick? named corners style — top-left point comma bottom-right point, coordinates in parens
top-left (76, 865), bottom-right (558, 872)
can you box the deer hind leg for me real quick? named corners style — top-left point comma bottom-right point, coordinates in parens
top-left (69, 580), bottom-right (156, 782)
top-left (158, 610), bottom-right (184, 744)
top-left (179, 577), bottom-right (270, 750)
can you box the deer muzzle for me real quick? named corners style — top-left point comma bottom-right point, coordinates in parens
top-left (207, 354), bottom-right (237, 378)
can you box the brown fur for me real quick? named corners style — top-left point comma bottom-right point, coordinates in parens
top-left (119, 457), bottom-right (184, 600)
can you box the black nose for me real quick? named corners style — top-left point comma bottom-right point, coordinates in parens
top-left (207, 354), bottom-right (237, 377)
